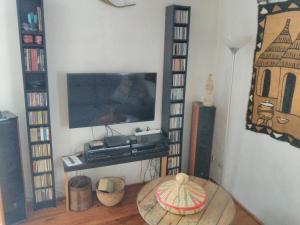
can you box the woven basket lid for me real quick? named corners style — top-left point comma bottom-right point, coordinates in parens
top-left (156, 173), bottom-right (207, 215)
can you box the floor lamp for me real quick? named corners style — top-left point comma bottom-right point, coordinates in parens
top-left (220, 35), bottom-right (252, 188)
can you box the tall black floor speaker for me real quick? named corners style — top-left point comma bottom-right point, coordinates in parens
top-left (0, 111), bottom-right (26, 225)
top-left (189, 102), bottom-right (216, 179)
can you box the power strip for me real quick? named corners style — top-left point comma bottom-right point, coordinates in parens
top-left (134, 129), bottom-right (161, 136)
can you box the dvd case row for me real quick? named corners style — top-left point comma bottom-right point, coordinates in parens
top-left (32, 144), bottom-right (51, 158)
top-left (169, 143), bottom-right (181, 155)
top-left (168, 156), bottom-right (180, 168)
top-left (169, 117), bottom-right (183, 129)
top-left (169, 130), bottom-right (181, 142)
top-left (173, 43), bottom-right (187, 56)
top-left (28, 110), bottom-right (48, 125)
top-left (27, 92), bottom-right (48, 107)
top-left (173, 74), bottom-right (185, 87)
top-left (35, 188), bottom-right (53, 203)
top-left (30, 127), bottom-right (50, 142)
top-left (174, 27), bottom-right (188, 40)
top-left (170, 103), bottom-right (184, 115)
top-left (168, 168), bottom-right (180, 175)
top-left (34, 174), bottom-right (52, 188)
top-left (171, 88), bottom-right (184, 101)
top-left (33, 159), bottom-right (52, 173)
top-left (174, 10), bottom-right (189, 24)
top-left (172, 58), bottom-right (186, 71)
top-left (24, 48), bottom-right (46, 72)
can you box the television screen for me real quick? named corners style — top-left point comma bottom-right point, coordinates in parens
top-left (67, 73), bottom-right (157, 128)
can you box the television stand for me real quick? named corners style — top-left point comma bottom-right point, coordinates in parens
top-left (62, 134), bottom-right (169, 211)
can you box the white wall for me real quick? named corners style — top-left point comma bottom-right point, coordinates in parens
top-left (0, 0), bottom-right (219, 200)
top-left (211, 0), bottom-right (300, 224)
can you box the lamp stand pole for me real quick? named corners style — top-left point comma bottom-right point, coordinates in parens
top-left (220, 47), bottom-right (239, 185)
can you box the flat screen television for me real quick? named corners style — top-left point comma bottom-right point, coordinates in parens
top-left (67, 73), bottom-right (157, 128)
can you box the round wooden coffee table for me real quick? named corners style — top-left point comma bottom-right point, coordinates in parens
top-left (137, 176), bottom-right (236, 225)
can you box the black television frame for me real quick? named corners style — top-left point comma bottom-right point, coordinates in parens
top-left (67, 72), bottom-right (157, 128)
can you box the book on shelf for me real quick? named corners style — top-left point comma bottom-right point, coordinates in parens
top-left (28, 111), bottom-right (48, 125)
top-left (33, 159), bottom-right (52, 173)
top-left (35, 188), bottom-right (53, 203)
top-left (34, 173), bottom-right (52, 188)
top-left (168, 130), bottom-right (181, 142)
top-left (32, 144), bottom-right (51, 158)
top-left (175, 9), bottom-right (189, 24)
top-left (173, 43), bottom-right (187, 56)
top-left (24, 48), bottom-right (46, 72)
top-left (169, 117), bottom-right (183, 129)
top-left (30, 127), bottom-right (50, 142)
top-left (173, 74), bottom-right (185, 87)
top-left (170, 103), bottom-right (184, 115)
top-left (168, 168), bottom-right (179, 176)
top-left (168, 156), bottom-right (180, 168)
top-left (27, 92), bottom-right (48, 107)
top-left (174, 27), bottom-right (188, 40)
top-left (170, 88), bottom-right (184, 101)
top-left (172, 58), bottom-right (186, 71)
top-left (169, 143), bottom-right (181, 155)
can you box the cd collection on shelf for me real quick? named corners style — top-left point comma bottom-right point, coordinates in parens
top-left (171, 88), bottom-right (184, 101)
top-left (30, 127), bottom-right (50, 142)
top-left (173, 43), bottom-right (187, 56)
top-left (174, 9), bottom-right (189, 24)
top-left (33, 159), bottom-right (52, 173)
top-left (35, 188), bottom-right (53, 203)
top-left (163, 6), bottom-right (190, 176)
top-left (34, 173), bottom-right (52, 188)
top-left (169, 130), bottom-right (181, 142)
top-left (168, 168), bottom-right (180, 175)
top-left (18, 0), bottom-right (56, 208)
top-left (170, 103), bottom-right (184, 115)
top-left (173, 74), bottom-right (185, 87)
top-left (174, 27), bottom-right (187, 40)
top-left (172, 58), bottom-right (186, 71)
top-left (28, 111), bottom-right (48, 125)
top-left (32, 144), bottom-right (51, 158)
top-left (168, 156), bottom-right (180, 168)
top-left (169, 117), bottom-right (183, 129)
top-left (27, 92), bottom-right (48, 107)
top-left (24, 48), bottom-right (46, 72)
top-left (169, 144), bottom-right (181, 155)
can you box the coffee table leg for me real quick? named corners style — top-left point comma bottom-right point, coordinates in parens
top-left (0, 186), bottom-right (6, 225)
top-left (161, 157), bottom-right (167, 176)
top-left (64, 172), bottom-right (70, 212)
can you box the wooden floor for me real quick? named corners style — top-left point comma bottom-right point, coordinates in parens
top-left (20, 184), bottom-right (261, 225)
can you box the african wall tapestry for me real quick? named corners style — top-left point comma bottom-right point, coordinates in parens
top-left (247, 0), bottom-right (300, 147)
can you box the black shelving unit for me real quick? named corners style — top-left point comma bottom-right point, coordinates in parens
top-left (162, 5), bottom-right (191, 176)
top-left (16, 0), bottom-right (56, 210)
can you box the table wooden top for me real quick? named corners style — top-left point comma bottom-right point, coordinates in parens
top-left (137, 176), bottom-right (236, 225)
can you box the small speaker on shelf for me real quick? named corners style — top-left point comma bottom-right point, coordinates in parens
top-left (189, 102), bottom-right (216, 179)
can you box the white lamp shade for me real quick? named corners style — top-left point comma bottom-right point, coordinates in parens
top-left (224, 35), bottom-right (252, 49)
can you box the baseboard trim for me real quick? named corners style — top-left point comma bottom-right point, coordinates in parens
top-left (233, 198), bottom-right (264, 225)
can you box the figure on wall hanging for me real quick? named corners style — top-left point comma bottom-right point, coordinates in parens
top-left (247, 0), bottom-right (300, 147)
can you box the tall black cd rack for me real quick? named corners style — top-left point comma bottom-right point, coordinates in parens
top-left (162, 5), bottom-right (191, 175)
top-left (16, 0), bottom-right (56, 210)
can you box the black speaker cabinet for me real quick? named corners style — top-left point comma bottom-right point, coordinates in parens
top-left (0, 111), bottom-right (26, 225)
top-left (189, 102), bottom-right (216, 179)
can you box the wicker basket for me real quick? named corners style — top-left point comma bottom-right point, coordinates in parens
top-left (96, 177), bottom-right (125, 207)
